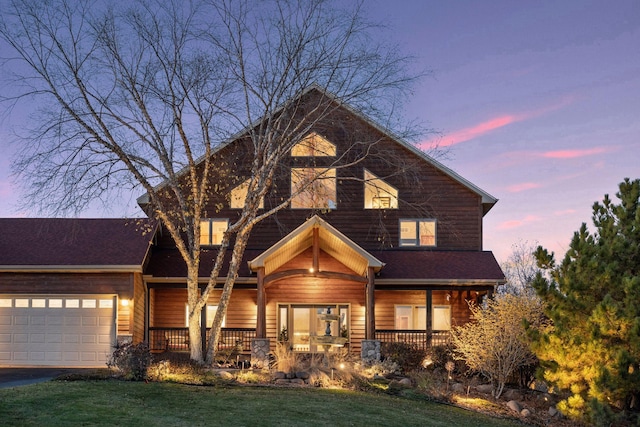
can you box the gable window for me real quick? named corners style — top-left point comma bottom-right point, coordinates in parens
top-left (230, 179), bottom-right (264, 209)
top-left (199, 219), bottom-right (228, 246)
top-left (364, 170), bottom-right (398, 209)
top-left (399, 219), bottom-right (436, 247)
top-left (291, 168), bottom-right (337, 209)
top-left (291, 132), bottom-right (336, 157)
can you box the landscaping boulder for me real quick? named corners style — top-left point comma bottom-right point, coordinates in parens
top-left (273, 371), bottom-right (286, 380)
top-left (549, 406), bottom-right (560, 417)
top-left (275, 378), bottom-right (290, 385)
top-left (399, 378), bottom-right (412, 387)
top-left (506, 400), bottom-right (522, 413)
top-left (502, 388), bottom-right (523, 401)
top-left (295, 371), bottom-right (310, 380)
top-left (290, 378), bottom-right (306, 385)
top-left (217, 371), bottom-right (234, 380)
top-left (520, 408), bottom-right (531, 418)
top-left (476, 384), bottom-right (493, 394)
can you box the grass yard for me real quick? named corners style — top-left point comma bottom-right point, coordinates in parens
top-left (0, 380), bottom-right (524, 426)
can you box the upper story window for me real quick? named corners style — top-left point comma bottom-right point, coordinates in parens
top-left (399, 219), bottom-right (436, 247)
top-left (291, 168), bottom-right (337, 209)
top-left (230, 179), bottom-right (264, 209)
top-left (364, 169), bottom-right (398, 209)
top-left (199, 219), bottom-right (228, 246)
top-left (291, 132), bottom-right (336, 157)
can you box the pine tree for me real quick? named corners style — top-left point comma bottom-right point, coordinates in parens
top-left (532, 178), bottom-right (640, 424)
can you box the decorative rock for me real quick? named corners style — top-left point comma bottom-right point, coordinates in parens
top-left (520, 408), bottom-right (531, 417)
top-left (274, 378), bottom-right (290, 385)
top-left (285, 372), bottom-right (295, 379)
top-left (290, 378), bottom-right (305, 385)
top-left (503, 389), bottom-right (523, 401)
top-left (549, 406), bottom-right (560, 417)
top-left (451, 383), bottom-right (465, 393)
top-left (529, 379), bottom-right (549, 393)
top-left (273, 371), bottom-right (286, 380)
top-left (361, 340), bottom-right (381, 363)
top-left (218, 371), bottom-right (234, 380)
top-left (399, 378), bottom-right (412, 386)
top-left (476, 384), bottom-right (493, 394)
top-left (295, 371), bottom-right (310, 380)
top-left (507, 400), bottom-right (522, 413)
top-left (251, 338), bottom-right (271, 369)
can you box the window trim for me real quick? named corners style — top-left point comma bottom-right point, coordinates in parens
top-left (399, 218), bottom-right (437, 247)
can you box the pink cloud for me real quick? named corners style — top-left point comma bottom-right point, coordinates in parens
top-left (420, 95), bottom-right (576, 149)
top-left (497, 215), bottom-right (542, 230)
top-left (506, 182), bottom-right (541, 193)
top-left (542, 147), bottom-right (609, 159)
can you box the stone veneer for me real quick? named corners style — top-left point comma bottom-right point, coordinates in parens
top-left (360, 339), bottom-right (381, 363)
top-left (251, 338), bottom-right (270, 369)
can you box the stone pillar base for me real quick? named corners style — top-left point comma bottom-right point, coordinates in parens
top-left (251, 338), bottom-right (271, 369)
top-left (361, 339), bottom-right (381, 363)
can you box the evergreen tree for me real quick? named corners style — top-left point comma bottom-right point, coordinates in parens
top-left (532, 178), bottom-right (640, 424)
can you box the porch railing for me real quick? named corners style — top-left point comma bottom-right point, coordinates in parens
top-left (149, 327), bottom-right (256, 353)
top-left (375, 329), bottom-right (450, 350)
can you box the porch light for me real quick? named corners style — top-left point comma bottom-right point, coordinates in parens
top-left (309, 267), bottom-right (314, 273)
top-left (120, 299), bottom-right (130, 307)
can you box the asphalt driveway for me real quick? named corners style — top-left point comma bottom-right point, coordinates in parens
top-left (0, 368), bottom-right (94, 389)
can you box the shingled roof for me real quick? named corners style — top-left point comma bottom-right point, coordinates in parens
top-left (0, 218), bottom-right (155, 271)
top-left (144, 247), bottom-right (504, 286)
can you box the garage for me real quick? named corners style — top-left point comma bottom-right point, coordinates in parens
top-left (0, 294), bottom-right (116, 367)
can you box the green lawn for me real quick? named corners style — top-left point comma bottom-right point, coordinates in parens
top-left (0, 380), bottom-right (524, 427)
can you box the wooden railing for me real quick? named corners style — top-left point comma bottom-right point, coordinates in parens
top-left (375, 329), bottom-right (450, 350)
top-left (149, 327), bottom-right (257, 353)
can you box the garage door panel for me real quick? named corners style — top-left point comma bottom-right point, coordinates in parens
top-left (0, 295), bottom-right (116, 367)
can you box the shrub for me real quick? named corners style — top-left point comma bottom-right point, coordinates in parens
top-left (107, 342), bottom-right (152, 381)
top-left (380, 342), bottom-right (426, 373)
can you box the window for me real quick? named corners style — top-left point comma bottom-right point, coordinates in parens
top-left (185, 304), bottom-right (225, 328)
top-left (399, 219), bottom-right (436, 247)
top-left (230, 179), bottom-right (264, 209)
top-left (291, 132), bottom-right (336, 157)
top-left (364, 170), bottom-right (398, 209)
top-left (433, 305), bottom-right (451, 331)
top-left (395, 305), bottom-right (425, 329)
top-left (291, 168), bottom-right (337, 209)
top-left (199, 219), bottom-right (228, 246)
top-left (395, 305), bottom-right (451, 330)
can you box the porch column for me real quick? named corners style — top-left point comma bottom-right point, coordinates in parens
top-left (256, 267), bottom-right (266, 338)
top-left (365, 266), bottom-right (375, 339)
top-left (426, 289), bottom-right (433, 347)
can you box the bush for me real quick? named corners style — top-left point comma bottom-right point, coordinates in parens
top-left (380, 342), bottom-right (426, 373)
top-left (107, 342), bottom-right (152, 381)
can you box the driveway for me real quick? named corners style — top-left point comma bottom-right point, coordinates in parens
top-left (0, 368), bottom-right (93, 389)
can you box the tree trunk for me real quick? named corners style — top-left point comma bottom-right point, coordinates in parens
top-left (186, 266), bottom-right (204, 362)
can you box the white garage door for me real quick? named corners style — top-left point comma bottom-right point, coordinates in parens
top-left (0, 295), bottom-right (116, 367)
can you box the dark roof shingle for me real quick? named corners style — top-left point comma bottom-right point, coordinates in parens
top-left (0, 218), bottom-right (154, 267)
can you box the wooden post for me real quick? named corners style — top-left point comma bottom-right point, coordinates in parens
top-left (366, 266), bottom-right (375, 340)
top-left (426, 289), bottom-right (433, 347)
top-left (312, 227), bottom-right (320, 272)
top-left (256, 267), bottom-right (266, 338)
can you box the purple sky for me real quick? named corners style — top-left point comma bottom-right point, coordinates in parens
top-left (1, 0), bottom-right (639, 263)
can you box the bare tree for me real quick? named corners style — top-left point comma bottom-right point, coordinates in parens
top-left (499, 240), bottom-right (541, 296)
top-left (0, 0), bottom-right (424, 363)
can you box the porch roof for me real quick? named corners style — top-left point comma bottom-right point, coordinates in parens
top-left (373, 250), bottom-right (505, 283)
top-left (0, 218), bottom-right (155, 272)
top-left (145, 248), bottom-right (504, 285)
top-left (247, 215), bottom-right (384, 276)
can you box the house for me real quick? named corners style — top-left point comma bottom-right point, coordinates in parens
top-left (0, 88), bottom-right (505, 367)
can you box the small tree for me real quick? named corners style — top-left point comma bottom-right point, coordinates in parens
top-left (499, 240), bottom-right (541, 297)
top-left (532, 178), bottom-right (640, 424)
top-left (451, 293), bottom-right (544, 399)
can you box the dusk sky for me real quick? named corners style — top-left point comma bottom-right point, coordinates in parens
top-left (1, 0), bottom-right (639, 263)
